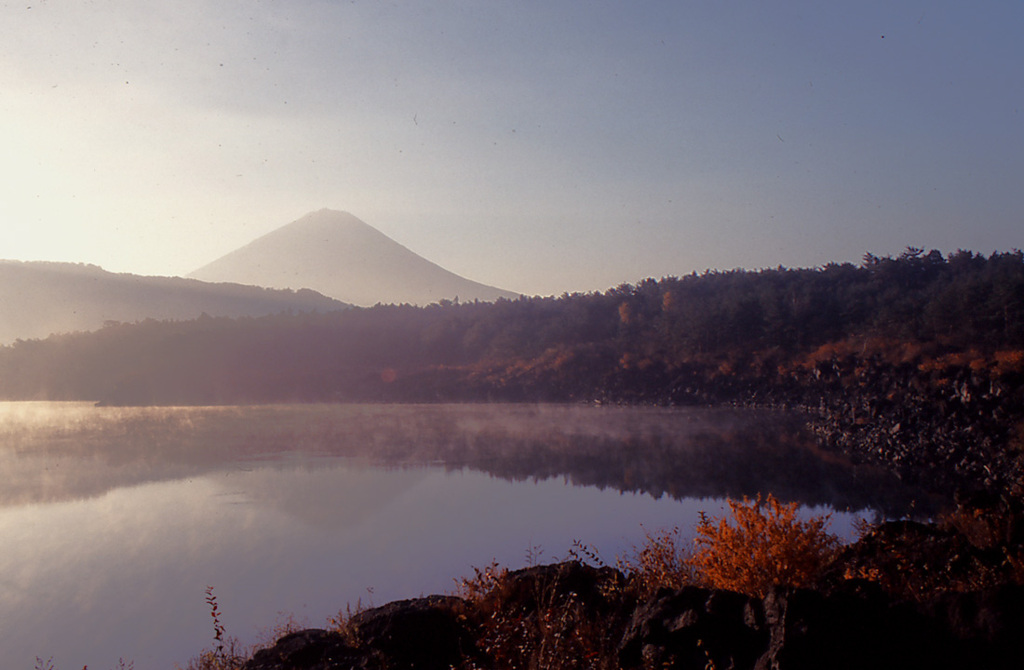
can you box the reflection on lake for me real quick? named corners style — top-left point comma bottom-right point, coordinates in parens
top-left (0, 402), bottom-right (933, 669)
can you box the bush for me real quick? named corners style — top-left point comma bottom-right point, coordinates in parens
top-left (617, 525), bottom-right (692, 598)
top-left (689, 494), bottom-right (839, 597)
top-left (620, 494), bottom-right (839, 598)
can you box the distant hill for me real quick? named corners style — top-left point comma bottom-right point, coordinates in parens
top-left (0, 260), bottom-right (346, 344)
top-left (188, 209), bottom-right (520, 306)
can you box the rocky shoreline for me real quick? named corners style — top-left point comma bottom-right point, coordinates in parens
top-left (794, 359), bottom-right (1023, 499)
top-left (243, 544), bottom-right (1024, 670)
top-left (677, 350), bottom-right (1024, 502)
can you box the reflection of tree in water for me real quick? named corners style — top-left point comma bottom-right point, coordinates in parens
top-left (0, 404), bottom-right (937, 517)
top-left (429, 414), bottom-right (937, 518)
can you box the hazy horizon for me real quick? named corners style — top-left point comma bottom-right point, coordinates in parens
top-left (3, 2), bottom-right (1022, 296)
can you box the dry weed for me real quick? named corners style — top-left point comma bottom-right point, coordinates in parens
top-left (617, 525), bottom-right (692, 597)
top-left (457, 561), bottom-right (618, 670)
top-left (176, 587), bottom-right (247, 670)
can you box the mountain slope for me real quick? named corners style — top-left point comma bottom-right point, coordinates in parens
top-left (188, 209), bottom-right (520, 306)
top-left (0, 261), bottom-right (346, 344)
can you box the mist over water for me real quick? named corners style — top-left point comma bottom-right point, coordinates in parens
top-left (0, 402), bottom-right (929, 668)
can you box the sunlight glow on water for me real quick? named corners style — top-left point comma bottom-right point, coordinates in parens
top-left (1, 464), bottom-right (728, 668)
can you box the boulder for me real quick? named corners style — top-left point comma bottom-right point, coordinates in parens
top-left (618, 585), bottom-right (766, 670)
top-left (242, 596), bottom-right (474, 670)
top-left (242, 629), bottom-right (378, 670)
top-left (484, 561), bottom-right (628, 616)
top-left (347, 595), bottom-right (475, 670)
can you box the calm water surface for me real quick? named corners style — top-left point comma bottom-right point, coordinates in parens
top-left (0, 402), bottom-right (927, 669)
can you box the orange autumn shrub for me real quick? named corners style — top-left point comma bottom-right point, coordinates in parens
top-left (621, 495), bottom-right (840, 599)
top-left (689, 494), bottom-right (839, 597)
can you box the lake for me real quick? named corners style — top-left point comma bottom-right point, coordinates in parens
top-left (0, 402), bottom-right (930, 669)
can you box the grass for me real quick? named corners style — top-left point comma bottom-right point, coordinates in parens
top-left (175, 587), bottom-right (248, 670)
top-left (615, 524), bottom-right (692, 597)
top-left (455, 561), bottom-right (623, 670)
top-left (176, 586), bottom-right (318, 670)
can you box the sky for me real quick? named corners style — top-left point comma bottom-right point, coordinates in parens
top-left (1, 0), bottom-right (1022, 297)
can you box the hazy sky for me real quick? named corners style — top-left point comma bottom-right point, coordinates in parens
top-left (2, 1), bottom-right (1021, 296)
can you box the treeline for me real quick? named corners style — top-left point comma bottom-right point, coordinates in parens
top-left (0, 248), bottom-right (1021, 406)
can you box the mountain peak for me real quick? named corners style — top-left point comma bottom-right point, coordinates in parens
top-left (189, 211), bottom-right (519, 306)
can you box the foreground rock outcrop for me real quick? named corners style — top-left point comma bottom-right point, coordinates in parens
top-left (244, 596), bottom-right (474, 670)
top-left (242, 525), bottom-right (1024, 670)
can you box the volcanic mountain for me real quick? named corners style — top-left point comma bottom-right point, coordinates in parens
top-left (188, 209), bottom-right (520, 306)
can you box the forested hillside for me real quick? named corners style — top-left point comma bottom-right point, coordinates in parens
top-left (1, 248), bottom-right (1020, 405)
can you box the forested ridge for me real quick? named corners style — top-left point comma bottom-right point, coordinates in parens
top-left (1, 247), bottom-right (1021, 407)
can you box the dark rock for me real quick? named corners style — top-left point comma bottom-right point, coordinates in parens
top-left (347, 595), bottom-right (474, 670)
top-left (242, 628), bottom-right (379, 670)
top-left (491, 561), bottom-right (628, 617)
top-left (755, 587), bottom-right (825, 670)
top-left (244, 597), bottom-right (476, 670)
top-left (753, 584), bottom-right (953, 670)
top-left (241, 573), bottom-right (1024, 670)
top-left (922, 584), bottom-right (1024, 669)
top-left (618, 586), bottom-right (766, 670)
